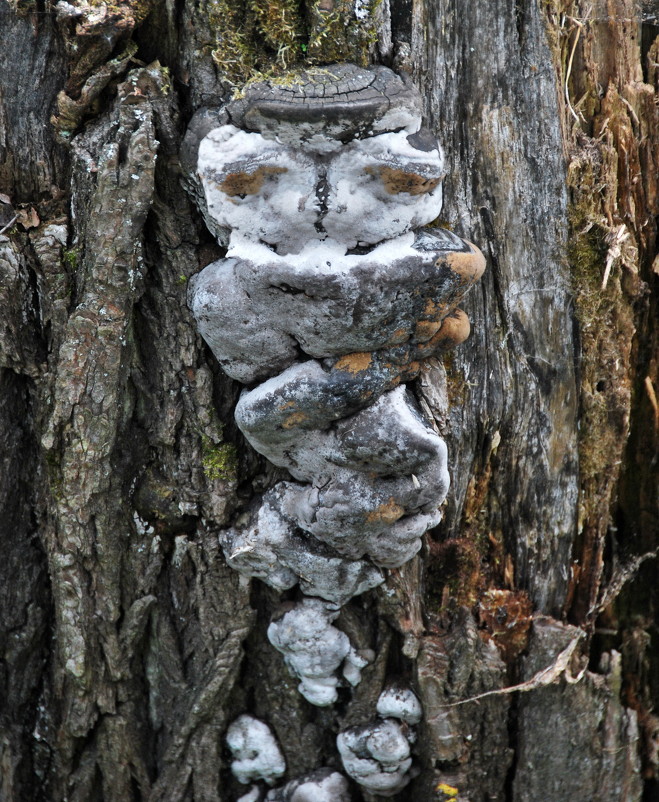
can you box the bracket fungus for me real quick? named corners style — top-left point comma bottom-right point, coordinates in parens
top-left (185, 57), bottom-right (485, 794)
top-left (265, 768), bottom-right (352, 801)
top-left (337, 718), bottom-right (414, 797)
top-left (185, 69), bottom-right (484, 798)
top-left (376, 683), bottom-right (423, 726)
top-left (267, 597), bottom-right (371, 707)
top-left (185, 63), bottom-right (484, 608)
top-left (221, 488), bottom-right (384, 607)
top-left (226, 714), bottom-right (286, 786)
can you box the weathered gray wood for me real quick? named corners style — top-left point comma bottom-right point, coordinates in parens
top-left (513, 618), bottom-right (643, 801)
top-left (0, 4), bottom-right (67, 200)
top-left (409, 0), bottom-right (579, 615)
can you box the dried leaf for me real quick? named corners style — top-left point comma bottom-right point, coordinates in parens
top-left (17, 206), bottom-right (40, 229)
top-left (591, 547), bottom-right (659, 617)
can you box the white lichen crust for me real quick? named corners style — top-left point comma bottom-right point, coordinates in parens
top-left (226, 714), bottom-right (286, 786)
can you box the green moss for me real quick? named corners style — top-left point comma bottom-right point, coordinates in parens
top-left (207, 0), bottom-right (254, 83)
top-left (208, 0), bottom-right (306, 84)
top-left (63, 248), bottom-right (79, 270)
top-left (207, 0), bottom-right (380, 86)
top-left (568, 215), bottom-right (610, 483)
top-left (566, 204), bottom-right (609, 320)
top-left (202, 438), bottom-right (238, 482)
top-left (565, 159), bottom-right (627, 484)
top-left (306, 0), bottom-right (380, 66)
top-left (249, 0), bottom-right (305, 68)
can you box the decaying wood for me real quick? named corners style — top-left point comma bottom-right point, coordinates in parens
top-left (0, 0), bottom-right (656, 800)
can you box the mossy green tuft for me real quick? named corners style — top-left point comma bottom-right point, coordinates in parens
top-left (202, 438), bottom-right (239, 482)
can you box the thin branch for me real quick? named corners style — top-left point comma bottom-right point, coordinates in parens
top-left (564, 5), bottom-right (592, 125)
top-left (0, 214), bottom-right (17, 235)
top-left (443, 632), bottom-right (585, 707)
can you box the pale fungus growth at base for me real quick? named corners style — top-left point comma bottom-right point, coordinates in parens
top-left (337, 718), bottom-right (414, 797)
top-left (265, 768), bottom-right (352, 801)
top-left (267, 597), bottom-right (371, 707)
top-left (376, 683), bottom-right (423, 725)
top-left (226, 714), bottom-right (286, 786)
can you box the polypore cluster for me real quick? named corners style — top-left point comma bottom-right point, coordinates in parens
top-left (184, 63), bottom-right (484, 797)
top-left (226, 714), bottom-right (286, 787)
top-left (267, 597), bottom-right (372, 706)
top-left (336, 685), bottom-right (422, 797)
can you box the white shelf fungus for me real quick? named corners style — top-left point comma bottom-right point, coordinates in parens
top-left (186, 63), bottom-right (484, 609)
top-left (337, 718), bottom-right (413, 797)
top-left (376, 684), bottom-right (423, 725)
top-left (226, 714), bottom-right (286, 786)
top-left (267, 598), bottom-right (370, 707)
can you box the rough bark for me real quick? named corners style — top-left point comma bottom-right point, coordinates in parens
top-left (0, 0), bottom-right (656, 800)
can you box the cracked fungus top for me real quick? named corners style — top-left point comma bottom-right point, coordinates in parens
top-left (226, 64), bottom-right (422, 150)
top-left (182, 62), bottom-right (444, 251)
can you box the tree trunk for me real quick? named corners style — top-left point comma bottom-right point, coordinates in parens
top-left (0, 0), bottom-right (656, 800)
